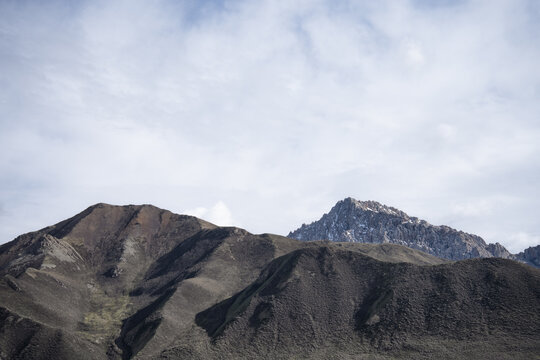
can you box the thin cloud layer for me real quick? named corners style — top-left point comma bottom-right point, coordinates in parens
top-left (1, 0), bottom-right (539, 253)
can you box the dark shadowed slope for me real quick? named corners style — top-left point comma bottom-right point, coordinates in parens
top-left (195, 246), bottom-right (540, 360)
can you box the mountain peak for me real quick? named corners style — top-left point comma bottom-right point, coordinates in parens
top-left (289, 197), bottom-right (512, 262)
top-left (0, 203), bottom-right (216, 278)
top-left (339, 198), bottom-right (412, 218)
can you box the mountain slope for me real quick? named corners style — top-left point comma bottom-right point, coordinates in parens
top-left (288, 198), bottom-right (521, 262)
top-left (1, 203), bottom-right (539, 359)
top-left (0, 204), bottom-right (308, 359)
top-left (0, 203), bottom-right (216, 359)
top-left (195, 246), bottom-right (540, 359)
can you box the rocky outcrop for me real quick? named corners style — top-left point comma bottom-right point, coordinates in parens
top-left (288, 198), bottom-right (516, 262)
top-left (516, 245), bottom-right (540, 268)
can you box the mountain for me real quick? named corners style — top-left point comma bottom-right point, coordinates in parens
top-left (0, 203), bottom-right (309, 359)
top-left (196, 247), bottom-right (540, 359)
top-left (515, 245), bottom-right (540, 268)
top-left (288, 198), bottom-right (537, 264)
top-left (1, 203), bottom-right (539, 359)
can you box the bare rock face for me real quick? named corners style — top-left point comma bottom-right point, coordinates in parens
top-left (288, 198), bottom-right (516, 262)
top-left (516, 245), bottom-right (540, 267)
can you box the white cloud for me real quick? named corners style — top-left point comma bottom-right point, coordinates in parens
top-left (452, 201), bottom-right (494, 218)
top-left (436, 123), bottom-right (456, 141)
top-left (404, 41), bottom-right (425, 66)
top-left (184, 201), bottom-right (234, 227)
top-left (0, 0), bottom-right (539, 253)
top-left (451, 196), bottom-right (518, 218)
top-left (508, 232), bottom-right (540, 254)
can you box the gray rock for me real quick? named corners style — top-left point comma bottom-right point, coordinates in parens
top-left (289, 197), bottom-right (520, 262)
top-left (515, 245), bottom-right (540, 267)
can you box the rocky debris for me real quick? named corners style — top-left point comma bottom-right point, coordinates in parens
top-left (288, 198), bottom-right (530, 264)
top-left (103, 266), bottom-right (123, 278)
top-left (40, 234), bottom-right (85, 263)
top-left (5, 276), bottom-right (20, 292)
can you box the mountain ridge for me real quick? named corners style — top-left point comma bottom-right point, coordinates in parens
top-left (288, 197), bottom-right (538, 267)
top-left (1, 203), bottom-right (539, 359)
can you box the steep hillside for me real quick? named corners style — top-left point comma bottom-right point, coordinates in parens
top-left (195, 246), bottom-right (540, 359)
top-left (0, 203), bottom-right (216, 359)
top-left (0, 204), bottom-right (306, 359)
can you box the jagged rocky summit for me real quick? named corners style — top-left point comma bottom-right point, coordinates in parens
top-left (289, 197), bottom-right (539, 266)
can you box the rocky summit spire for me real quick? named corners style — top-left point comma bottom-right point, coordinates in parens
top-left (288, 197), bottom-right (518, 262)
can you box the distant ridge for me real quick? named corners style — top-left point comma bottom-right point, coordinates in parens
top-left (289, 197), bottom-right (539, 266)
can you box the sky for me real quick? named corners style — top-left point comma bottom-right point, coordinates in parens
top-left (1, 0), bottom-right (539, 253)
